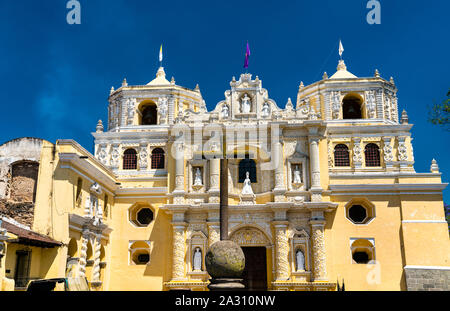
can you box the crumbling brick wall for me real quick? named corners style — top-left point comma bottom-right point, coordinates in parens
top-left (0, 199), bottom-right (34, 228)
top-left (9, 161), bottom-right (39, 203)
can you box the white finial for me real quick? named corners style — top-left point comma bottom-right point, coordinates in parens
top-left (430, 159), bottom-right (439, 173)
top-left (170, 76), bottom-right (175, 84)
top-left (96, 120), bottom-right (104, 133)
top-left (195, 84), bottom-right (200, 92)
top-left (390, 76), bottom-right (395, 84)
top-left (323, 72), bottom-right (328, 79)
top-left (374, 69), bottom-right (380, 78)
top-left (110, 86), bottom-right (115, 95)
top-left (401, 109), bottom-right (409, 124)
top-left (122, 78), bottom-right (128, 87)
top-left (299, 81), bottom-right (304, 91)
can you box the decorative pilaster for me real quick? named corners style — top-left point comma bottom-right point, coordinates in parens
top-left (310, 219), bottom-right (327, 281)
top-left (172, 223), bottom-right (187, 280)
top-left (352, 138), bottom-right (363, 169)
top-left (78, 229), bottom-right (89, 278)
top-left (273, 140), bottom-right (286, 202)
top-left (210, 158), bottom-right (220, 190)
top-left (173, 142), bottom-right (185, 204)
top-left (273, 222), bottom-right (290, 281)
top-left (91, 233), bottom-right (102, 287)
top-left (382, 137), bottom-right (394, 169)
top-left (309, 138), bottom-right (321, 189)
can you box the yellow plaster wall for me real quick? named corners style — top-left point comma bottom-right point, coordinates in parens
top-left (326, 196), bottom-right (406, 290)
top-left (106, 198), bottom-right (172, 290)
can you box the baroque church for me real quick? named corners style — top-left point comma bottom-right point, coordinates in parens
top-left (0, 56), bottom-right (448, 291)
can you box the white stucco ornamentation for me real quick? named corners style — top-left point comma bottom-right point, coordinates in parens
top-left (274, 225), bottom-right (290, 280)
top-left (366, 91), bottom-right (377, 118)
top-left (110, 146), bottom-right (120, 168)
top-left (383, 144), bottom-right (394, 162)
top-left (127, 98), bottom-right (136, 125)
top-left (172, 226), bottom-right (186, 280)
top-left (331, 91), bottom-right (341, 119)
top-left (311, 222), bottom-right (326, 280)
top-left (352, 140), bottom-right (363, 164)
top-left (158, 97), bottom-right (168, 124)
top-left (398, 141), bottom-right (408, 161)
top-left (139, 145), bottom-right (148, 169)
top-left (230, 227), bottom-right (269, 246)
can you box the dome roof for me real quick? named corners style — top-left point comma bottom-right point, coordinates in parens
top-left (147, 67), bottom-right (170, 85)
top-left (329, 59), bottom-right (357, 79)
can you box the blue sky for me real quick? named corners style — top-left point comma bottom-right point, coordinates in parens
top-left (0, 1), bottom-right (448, 202)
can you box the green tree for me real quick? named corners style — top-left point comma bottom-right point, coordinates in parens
top-left (429, 89), bottom-right (450, 131)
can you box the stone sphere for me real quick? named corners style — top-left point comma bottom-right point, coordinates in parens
top-left (205, 240), bottom-right (245, 278)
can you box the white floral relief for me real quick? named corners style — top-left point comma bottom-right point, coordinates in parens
top-left (172, 228), bottom-right (186, 279)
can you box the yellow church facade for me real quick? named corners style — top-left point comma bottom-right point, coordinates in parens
top-left (0, 59), bottom-right (448, 291)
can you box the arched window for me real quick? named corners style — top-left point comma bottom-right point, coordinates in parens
top-left (364, 143), bottom-right (380, 167)
top-left (239, 156), bottom-right (257, 183)
top-left (141, 105), bottom-right (157, 125)
top-left (151, 148), bottom-right (165, 169)
top-left (334, 144), bottom-right (350, 167)
top-left (123, 149), bottom-right (137, 170)
top-left (342, 94), bottom-right (363, 119)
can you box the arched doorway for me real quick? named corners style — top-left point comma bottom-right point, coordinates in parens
top-left (230, 226), bottom-right (271, 291)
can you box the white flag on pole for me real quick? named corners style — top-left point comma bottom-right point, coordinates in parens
top-left (339, 40), bottom-right (344, 57)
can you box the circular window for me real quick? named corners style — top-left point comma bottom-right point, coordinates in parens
top-left (136, 208), bottom-right (154, 226)
top-left (348, 205), bottom-right (367, 223)
top-left (353, 251), bottom-right (370, 264)
top-left (131, 250), bottom-right (150, 265)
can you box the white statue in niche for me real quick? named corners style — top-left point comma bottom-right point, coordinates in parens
top-left (293, 165), bottom-right (302, 184)
top-left (221, 104), bottom-right (230, 118)
top-left (261, 102), bottom-right (271, 118)
top-left (296, 249), bottom-right (305, 271)
top-left (193, 248), bottom-right (202, 271)
top-left (241, 171), bottom-right (254, 195)
top-left (193, 167), bottom-right (203, 186)
top-left (241, 94), bottom-right (251, 113)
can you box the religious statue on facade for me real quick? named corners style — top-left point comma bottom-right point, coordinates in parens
top-left (293, 165), bottom-right (302, 184)
top-left (241, 171), bottom-right (254, 195)
top-left (261, 102), bottom-right (271, 118)
top-left (193, 167), bottom-right (203, 186)
top-left (241, 94), bottom-right (251, 113)
top-left (296, 249), bottom-right (305, 271)
top-left (193, 248), bottom-right (202, 271)
top-left (221, 104), bottom-right (229, 118)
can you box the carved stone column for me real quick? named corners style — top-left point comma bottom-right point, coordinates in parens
top-left (175, 143), bottom-right (184, 191)
top-left (309, 138), bottom-right (321, 189)
top-left (273, 140), bottom-right (286, 202)
top-left (78, 229), bottom-right (90, 278)
top-left (91, 233), bottom-right (102, 289)
top-left (171, 223), bottom-right (187, 280)
top-left (210, 158), bottom-right (220, 190)
top-left (310, 219), bottom-right (327, 281)
top-left (273, 222), bottom-right (290, 281)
